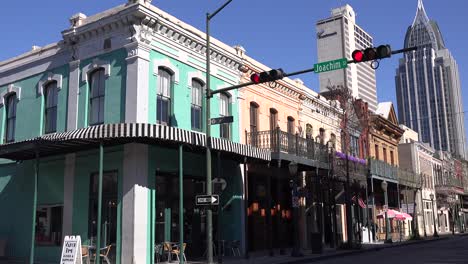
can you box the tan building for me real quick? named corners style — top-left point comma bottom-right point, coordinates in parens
top-left (369, 102), bottom-right (404, 166)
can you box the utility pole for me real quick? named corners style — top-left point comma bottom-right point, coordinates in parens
top-left (205, 1), bottom-right (233, 263)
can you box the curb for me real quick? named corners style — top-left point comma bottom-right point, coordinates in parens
top-left (278, 236), bottom-right (453, 264)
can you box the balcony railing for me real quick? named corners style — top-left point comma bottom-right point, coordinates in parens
top-left (369, 158), bottom-right (398, 182)
top-left (398, 168), bottom-right (421, 189)
top-left (246, 128), bottom-right (329, 163)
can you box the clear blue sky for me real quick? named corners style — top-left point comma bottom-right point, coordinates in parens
top-left (0, 0), bottom-right (466, 122)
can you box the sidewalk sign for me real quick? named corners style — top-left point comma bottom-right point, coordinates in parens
top-left (60, 235), bottom-right (82, 264)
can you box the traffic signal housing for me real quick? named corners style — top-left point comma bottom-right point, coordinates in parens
top-left (352, 45), bottom-right (392, 63)
top-left (250, 68), bottom-right (285, 84)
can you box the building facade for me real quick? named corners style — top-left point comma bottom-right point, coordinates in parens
top-left (0, 1), bottom-right (273, 262)
top-left (395, 0), bottom-right (467, 159)
top-left (316, 4), bottom-right (377, 112)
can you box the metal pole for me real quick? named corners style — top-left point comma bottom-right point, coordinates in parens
top-left (431, 197), bottom-right (438, 237)
top-left (205, 12), bottom-right (214, 264)
top-left (96, 143), bottom-right (104, 264)
top-left (217, 151), bottom-right (223, 263)
top-left (179, 145), bottom-right (185, 264)
top-left (29, 151), bottom-right (39, 264)
top-left (420, 191), bottom-right (427, 237)
top-left (345, 155), bottom-right (353, 246)
top-left (384, 187), bottom-right (390, 243)
top-left (205, 2), bottom-right (232, 262)
top-left (365, 170), bottom-right (371, 243)
top-left (243, 158), bottom-right (249, 259)
top-left (371, 177), bottom-right (376, 242)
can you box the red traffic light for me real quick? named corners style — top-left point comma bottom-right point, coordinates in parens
top-left (250, 73), bottom-right (261, 84)
top-left (250, 68), bottom-right (284, 84)
top-left (352, 50), bottom-right (364, 62)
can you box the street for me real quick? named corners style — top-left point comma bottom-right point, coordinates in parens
top-left (314, 236), bottom-right (468, 264)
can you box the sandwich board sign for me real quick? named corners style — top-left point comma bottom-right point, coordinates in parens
top-left (60, 235), bottom-right (82, 264)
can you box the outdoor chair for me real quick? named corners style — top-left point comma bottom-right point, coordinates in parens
top-left (154, 243), bottom-right (163, 263)
top-left (170, 243), bottom-right (187, 262)
top-left (91, 245), bottom-right (112, 264)
top-left (228, 240), bottom-right (241, 256)
top-left (81, 246), bottom-right (90, 264)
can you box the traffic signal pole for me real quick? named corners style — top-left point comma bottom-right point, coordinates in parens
top-left (206, 1), bottom-right (232, 263)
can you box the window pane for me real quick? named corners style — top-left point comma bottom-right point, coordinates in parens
top-left (7, 118), bottom-right (15, 142)
top-left (7, 96), bottom-right (16, 118)
top-left (90, 69), bottom-right (105, 125)
top-left (91, 98), bottom-right (100, 124)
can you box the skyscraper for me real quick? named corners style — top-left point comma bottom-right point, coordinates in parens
top-left (316, 4), bottom-right (377, 112)
top-left (395, 0), bottom-right (466, 158)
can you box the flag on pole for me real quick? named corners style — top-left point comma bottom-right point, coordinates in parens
top-left (352, 195), bottom-right (367, 209)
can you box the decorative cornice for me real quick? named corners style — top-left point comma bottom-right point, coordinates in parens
top-left (0, 84), bottom-right (21, 106)
top-left (37, 73), bottom-right (63, 96)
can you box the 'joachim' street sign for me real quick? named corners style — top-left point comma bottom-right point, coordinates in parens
top-left (210, 116), bottom-right (233, 125)
top-left (314, 58), bottom-right (348, 74)
top-left (196, 195), bottom-right (219, 206)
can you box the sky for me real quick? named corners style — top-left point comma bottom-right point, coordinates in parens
top-left (0, 0), bottom-right (466, 125)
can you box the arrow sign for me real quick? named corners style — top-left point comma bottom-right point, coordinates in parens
top-left (196, 195), bottom-right (219, 206)
top-left (210, 116), bottom-right (233, 125)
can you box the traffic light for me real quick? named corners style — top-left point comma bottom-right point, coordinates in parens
top-left (352, 45), bottom-right (392, 63)
top-left (250, 68), bottom-right (285, 84)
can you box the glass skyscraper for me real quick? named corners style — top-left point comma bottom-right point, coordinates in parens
top-left (395, 0), bottom-right (466, 158)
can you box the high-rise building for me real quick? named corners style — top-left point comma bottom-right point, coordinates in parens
top-left (316, 4), bottom-right (377, 112)
top-left (395, 0), bottom-right (466, 159)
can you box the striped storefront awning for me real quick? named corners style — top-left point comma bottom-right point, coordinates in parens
top-left (0, 123), bottom-right (270, 161)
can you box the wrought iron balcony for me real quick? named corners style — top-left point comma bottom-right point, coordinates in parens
top-left (245, 128), bottom-right (329, 163)
top-left (369, 158), bottom-right (398, 182)
top-left (397, 168), bottom-right (421, 189)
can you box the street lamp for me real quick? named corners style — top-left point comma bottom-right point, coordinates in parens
top-left (289, 162), bottom-right (302, 257)
top-left (205, 1), bottom-right (233, 263)
top-left (429, 193), bottom-right (439, 237)
top-left (381, 181), bottom-right (392, 243)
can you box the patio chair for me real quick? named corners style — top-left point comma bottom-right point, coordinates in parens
top-left (228, 240), bottom-right (241, 256)
top-left (162, 242), bottom-right (174, 262)
top-left (170, 243), bottom-right (187, 262)
top-left (81, 246), bottom-right (90, 264)
top-left (154, 243), bottom-right (163, 263)
top-left (92, 245), bottom-right (112, 264)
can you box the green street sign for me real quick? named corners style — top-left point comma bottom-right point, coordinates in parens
top-left (314, 58), bottom-right (348, 73)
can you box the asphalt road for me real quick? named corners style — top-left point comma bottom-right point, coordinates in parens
top-left (314, 236), bottom-right (468, 264)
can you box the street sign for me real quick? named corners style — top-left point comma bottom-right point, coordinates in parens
top-left (210, 116), bottom-right (233, 125)
top-left (196, 195), bottom-right (219, 206)
top-left (314, 58), bottom-right (348, 73)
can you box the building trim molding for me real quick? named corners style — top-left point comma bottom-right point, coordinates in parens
top-left (81, 58), bottom-right (111, 83)
top-left (0, 84), bottom-right (21, 106)
top-left (153, 58), bottom-right (180, 84)
top-left (37, 73), bottom-right (63, 96)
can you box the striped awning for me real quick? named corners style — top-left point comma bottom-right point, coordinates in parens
top-left (0, 123), bottom-right (270, 161)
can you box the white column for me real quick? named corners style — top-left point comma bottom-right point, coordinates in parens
top-left (122, 143), bottom-right (149, 264)
top-left (124, 42), bottom-right (150, 123)
top-left (67, 60), bottom-right (80, 131)
top-left (62, 154), bottom-right (76, 241)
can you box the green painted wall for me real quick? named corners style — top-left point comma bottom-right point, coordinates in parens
top-left (0, 157), bottom-right (65, 262)
top-left (72, 146), bottom-right (123, 264)
top-left (77, 49), bottom-right (127, 128)
top-left (0, 65), bottom-right (69, 143)
top-left (148, 50), bottom-right (240, 142)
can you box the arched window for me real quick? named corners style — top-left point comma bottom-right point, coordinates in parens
top-left (287, 116), bottom-right (295, 135)
top-left (191, 79), bottom-right (203, 131)
top-left (306, 124), bottom-right (313, 139)
top-left (157, 67), bottom-right (173, 126)
top-left (44, 81), bottom-right (58, 133)
top-left (269, 108), bottom-right (278, 131)
top-left (219, 93), bottom-right (230, 139)
top-left (250, 102), bottom-right (259, 133)
top-left (4, 94), bottom-right (17, 143)
top-left (89, 69), bottom-right (105, 125)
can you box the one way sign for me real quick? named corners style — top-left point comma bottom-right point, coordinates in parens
top-left (196, 195), bottom-right (219, 206)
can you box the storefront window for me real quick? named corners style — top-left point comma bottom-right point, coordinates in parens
top-left (36, 205), bottom-right (63, 246)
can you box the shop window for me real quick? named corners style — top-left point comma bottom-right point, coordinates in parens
top-left (36, 205), bottom-right (63, 246)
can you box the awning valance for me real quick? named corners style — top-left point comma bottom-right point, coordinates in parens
top-left (0, 123), bottom-right (271, 161)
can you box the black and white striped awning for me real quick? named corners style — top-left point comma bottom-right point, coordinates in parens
top-left (0, 123), bottom-right (271, 161)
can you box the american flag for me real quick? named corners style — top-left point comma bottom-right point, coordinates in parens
top-left (352, 195), bottom-right (367, 209)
